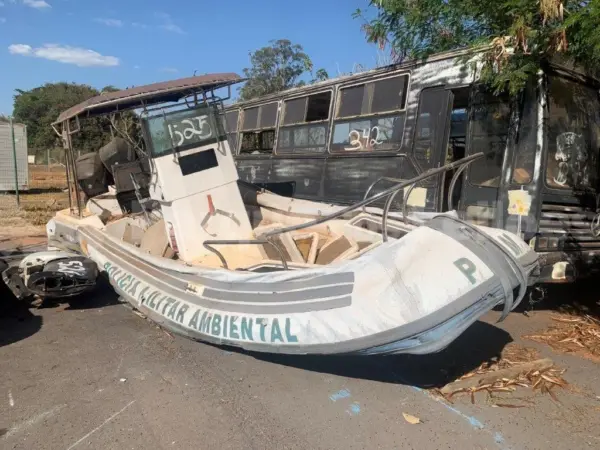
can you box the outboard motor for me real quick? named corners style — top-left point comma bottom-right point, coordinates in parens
top-left (76, 152), bottom-right (109, 198)
top-left (2, 251), bottom-right (98, 300)
top-left (99, 137), bottom-right (137, 177)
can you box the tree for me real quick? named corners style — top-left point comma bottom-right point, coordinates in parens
top-left (354, 1), bottom-right (600, 94)
top-left (311, 68), bottom-right (330, 84)
top-left (239, 39), bottom-right (328, 101)
top-left (12, 83), bottom-right (116, 155)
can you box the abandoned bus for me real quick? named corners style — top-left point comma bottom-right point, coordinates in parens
top-left (225, 48), bottom-right (600, 283)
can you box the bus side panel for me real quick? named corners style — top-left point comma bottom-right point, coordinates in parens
top-left (323, 155), bottom-right (419, 208)
top-left (270, 156), bottom-right (325, 199)
top-left (236, 157), bottom-right (272, 187)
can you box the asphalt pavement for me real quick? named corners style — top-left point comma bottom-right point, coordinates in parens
top-left (1, 278), bottom-right (600, 450)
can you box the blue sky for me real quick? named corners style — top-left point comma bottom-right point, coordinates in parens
top-left (0, 0), bottom-right (381, 115)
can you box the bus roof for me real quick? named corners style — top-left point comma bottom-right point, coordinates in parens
top-left (54, 72), bottom-right (243, 125)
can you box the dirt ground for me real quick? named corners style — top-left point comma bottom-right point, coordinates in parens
top-left (0, 164), bottom-right (69, 239)
top-left (28, 165), bottom-right (67, 190)
top-left (0, 190), bottom-right (69, 241)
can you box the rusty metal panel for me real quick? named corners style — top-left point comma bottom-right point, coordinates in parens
top-left (55, 73), bottom-right (242, 124)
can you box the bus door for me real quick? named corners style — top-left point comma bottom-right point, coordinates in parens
top-left (412, 87), bottom-right (454, 211)
top-left (457, 87), bottom-right (512, 226)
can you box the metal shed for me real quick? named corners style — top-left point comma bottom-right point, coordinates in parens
top-left (0, 121), bottom-right (29, 191)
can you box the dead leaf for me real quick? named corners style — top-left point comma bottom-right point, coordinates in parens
top-left (402, 413), bottom-right (421, 424)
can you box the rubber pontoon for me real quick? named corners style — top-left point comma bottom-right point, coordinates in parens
top-left (10, 72), bottom-right (539, 356)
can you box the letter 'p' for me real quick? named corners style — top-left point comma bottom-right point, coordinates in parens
top-left (454, 258), bottom-right (477, 285)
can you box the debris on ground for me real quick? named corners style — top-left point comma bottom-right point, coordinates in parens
top-left (434, 344), bottom-right (568, 407)
top-left (402, 413), bottom-right (421, 424)
top-left (523, 307), bottom-right (600, 364)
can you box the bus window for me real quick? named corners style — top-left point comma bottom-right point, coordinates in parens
top-left (225, 109), bottom-right (239, 154)
top-left (239, 102), bottom-right (278, 155)
top-left (545, 76), bottom-right (600, 190)
top-left (468, 89), bottom-right (511, 188)
top-left (331, 74), bottom-right (408, 152)
top-left (277, 91), bottom-right (331, 154)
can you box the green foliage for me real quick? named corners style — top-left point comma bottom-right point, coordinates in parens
top-left (311, 68), bottom-right (330, 84)
top-left (12, 82), bottom-right (115, 154)
top-left (239, 39), bottom-right (327, 101)
top-left (355, 1), bottom-right (600, 94)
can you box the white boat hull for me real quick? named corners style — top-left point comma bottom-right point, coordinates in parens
top-left (72, 215), bottom-right (537, 355)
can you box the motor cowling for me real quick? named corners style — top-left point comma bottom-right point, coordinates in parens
top-left (18, 252), bottom-right (98, 299)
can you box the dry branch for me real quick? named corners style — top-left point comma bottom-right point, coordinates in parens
top-left (441, 358), bottom-right (554, 394)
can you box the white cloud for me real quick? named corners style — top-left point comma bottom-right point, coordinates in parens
top-left (23, 0), bottom-right (51, 9)
top-left (8, 44), bottom-right (32, 55)
top-left (0, 2), bottom-right (5, 7)
top-left (94, 18), bottom-right (123, 27)
top-left (0, 17), bottom-right (6, 23)
top-left (160, 67), bottom-right (178, 73)
top-left (131, 22), bottom-right (148, 29)
top-left (160, 23), bottom-right (184, 34)
top-left (133, 65), bottom-right (140, 69)
top-left (155, 12), bottom-right (185, 34)
top-left (8, 43), bottom-right (119, 67)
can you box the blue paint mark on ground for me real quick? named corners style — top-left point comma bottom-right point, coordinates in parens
top-left (329, 389), bottom-right (351, 402)
top-left (346, 402), bottom-right (361, 416)
top-left (494, 432), bottom-right (505, 445)
top-left (411, 386), bottom-right (508, 448)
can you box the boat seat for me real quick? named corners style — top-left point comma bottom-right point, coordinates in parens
top-left (315, 235), bottom-right (359, 265)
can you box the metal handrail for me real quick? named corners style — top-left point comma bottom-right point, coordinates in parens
top-left (361, 176), bottom-right (403, 215)
top-left (447, 157), bottom-right (480, 211)
top-left (381, 153), bottom-right (485, 242)
top-left (204, 239), bottom-right (289, 270)
top-left (262, 153), bottom-right (485, 239)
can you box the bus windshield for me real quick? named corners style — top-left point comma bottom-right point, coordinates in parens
top-left (546, 76), bottom-right (600, 190)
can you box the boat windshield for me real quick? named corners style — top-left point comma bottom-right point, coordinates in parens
top-left (142, 103), bottom-right (226, 158)
top-left (546, 76), bottom-right (600, 190)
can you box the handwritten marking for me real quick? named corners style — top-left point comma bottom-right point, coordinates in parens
top-left (57, 260), bottom-right (85, 277)
top-left (66, 400), bottom-right (135, 450)
top-left (344, 126), bottom-right (383, 151)
top-left (168, 116), bottom-right (212, 147)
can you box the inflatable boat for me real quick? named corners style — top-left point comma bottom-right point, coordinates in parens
top-left (4, 73), bottom-right (539, 355)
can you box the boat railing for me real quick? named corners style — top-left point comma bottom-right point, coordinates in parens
top-left (204, 153), bottom-right (484, 269)
top-left (381, 153), bottom-right (483, 241)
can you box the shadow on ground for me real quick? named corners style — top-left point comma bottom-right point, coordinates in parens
top-left (1, 275), bottom-right (121, 347)
top-left (219, 320), bottom-right (512, 388)
top-left (61, 276), bottom-right (121, 310)
top-left (0, 279), bottom-right (43, 347)
top-left (525, 278), bottom-right (600, 318)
